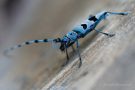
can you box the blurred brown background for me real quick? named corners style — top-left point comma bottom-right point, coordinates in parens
top-left (0, 0), bottom-right (135, 90)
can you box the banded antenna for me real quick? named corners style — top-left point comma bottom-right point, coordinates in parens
top-left (4, 38), bottom-right (61, 55)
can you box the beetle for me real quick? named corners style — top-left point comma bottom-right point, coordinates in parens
top-left (4, 11), bottom-right (128, 68)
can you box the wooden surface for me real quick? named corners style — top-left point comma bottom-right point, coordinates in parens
top-left (0, 0), bottom-right (135, 90)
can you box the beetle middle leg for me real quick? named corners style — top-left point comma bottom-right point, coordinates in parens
top-left (76, 39), bottom-right (82, 68)
top-left (62, 44), bottom-right (70, 67)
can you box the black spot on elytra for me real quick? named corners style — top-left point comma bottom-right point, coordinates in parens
top-left (88, 16), bottom-right (97, 22)
top-left (81, 24), bottom-right (87, 29)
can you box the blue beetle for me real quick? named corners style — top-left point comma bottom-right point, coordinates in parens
top-left (4, 11), bottom-right (128, 68)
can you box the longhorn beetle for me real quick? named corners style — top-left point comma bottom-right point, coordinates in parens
top-left (4, 11), bottom-right (128, 68)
